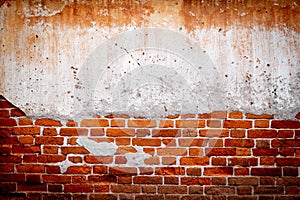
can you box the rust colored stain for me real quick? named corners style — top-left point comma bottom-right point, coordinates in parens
top-left (180, 0), bottom-right (300, 32)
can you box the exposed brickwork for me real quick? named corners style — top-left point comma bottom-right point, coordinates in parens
top-left (0, 96), bottom-right (299, 199)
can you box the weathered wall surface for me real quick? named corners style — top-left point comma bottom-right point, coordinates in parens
top-left (0, 0), bottom-right (299, 119)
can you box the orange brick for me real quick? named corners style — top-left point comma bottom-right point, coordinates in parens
top-left (115, 156), bottom-right (127, 164)
top-left (224, 120), bottom-right (252, 128)
top-left (116, 146), bottom-right (137, 154)
top-left (106, 128), bottom-right (135, 137)
top-left (162, 157), bottom-right (177, 165)
top-left (157, 148), bottom-right (187, 156)
top-left (19, 118), bottom-right (33, 125)
top-left (159, 120), bottom-right (174, 128)
top-left (228, 158), bottom-right (258, 166)
top-left (90, 128), bottom-right (104, 136)
top-left (80, 119), bottom-right (109, 127)
top-left (43, 146), bottom-right (58, 154)
top-left (116, 138), bottom-right (130, 145)
top-left (199, 111), bottom-right (227, 119)
top-left (93, 166), bottom-right (107, 174)
top-left (111, 119), bottom-right (125, 127)
top-left (155, 167), bottom-right (185, 175)
top-left (234, 168), bottom-right (249, 176)
top-left (245, 113), bottom-right (274, 119)
top-left (67, 137), bottom-right (77, 145)
top-left (72, 176), bottom-right (87, 183)
top-left (236, 148), bottom-right (251, 156)
top-left (248, 129), bottom-right (277, 138)
top-left (132, 138), bottom-right (161, 146)
top-left (179, 138), bottom-right (207, 147)
top-left (207, 120), bottom-right (222, 128)
top-left (225, 139), bottom-right (254, 147)
top-left (228, 111), bottom-right (243, 119)
top-left (254, 120), bottom-right (269, 128)
top-left (208, 139), bottom-right (223, 147)
top-left (60, 128), bottom-right (88, 136)
top-left (176, 120), bottom-right (205, 128)
top-left (230, 129), bottom-right (245, 138)
top-left (152, 129), bottom-right (180, 137)
top-left (204, 167), bottom-right (233, 176)
top-left (128, 119), bottom-right (156, 127)
top-left (212, 157), bottom-right (226, 166)
top-left (43, 128), bottom-right (57, 136)
top-left (19, 136), bottom-right (34, 144)
top-left (134, 176), bottom-right (162, 184)
top-left (43, 175), bottom-right (71, 183)
top-left (109, 167), bottom-right (137, 175)
top-left (66, 120), bottom-right (78, 127)
top-left (11, 108), bottom-right (25, 117)
top-left (66, 166), bottom-right (92, 174)
top-left (84, 156), bottom-right (113, 164)
top-left (17, 164), bottom-right (45, 173)
top-left (35, 118), bottom-right (62, 126)
top-left (144, 157), bottom-right (160, 165)
top-left (61, 147), bottom-right (89, 154)
top-left (158, 186), bottom-right (187, 194)
top-left (189, 148), bottom-right (204, 156)
top-left (180, 157), bottom-right (209, 165)
top-left (199, 129), bottom-right (229, 137)
top-left (181, 114), bottom-right (196, 118)
top-left (35, 136), bottom-right (64, 145)
top-left (12, 126), bottom-right (40, 135)
top-left (182, 128), bottom-right (198, 137)
top-left (135, 129), bottom-right (150, 137)
top-left (205, 148), bottom-right (235, 156)
top-left (38, 155), bottom-right (66, 163)
top-left (104, 114), bottom-right (130, 118)
top-left (13, 146), bottom-right (40, 154)
top-left (162, 138), bottom-right (176, 146)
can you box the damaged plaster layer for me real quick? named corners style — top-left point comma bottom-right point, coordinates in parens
top-left (0, 0), bottom-right (299, 119)
top-left (77, 137), bottom-right (117, 156)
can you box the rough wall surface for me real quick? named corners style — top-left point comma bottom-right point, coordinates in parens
top-left (0, 0), bottom-right (299, 119)
top-left (1, 96), bottom-right (300, 199)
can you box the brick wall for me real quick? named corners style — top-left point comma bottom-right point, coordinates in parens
top-left (0, 95), bottom-right (299, 200)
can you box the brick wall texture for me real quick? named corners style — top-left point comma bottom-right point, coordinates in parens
top-left (0, 95), bottom-right (300, 200)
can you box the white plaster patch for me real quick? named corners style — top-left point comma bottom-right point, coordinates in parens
top-left (57, 159), bottom-right (76, 174)
top-left (125, 146), bottom-right (151, 166)
top-left (77, 137), bottom-right (117, 156)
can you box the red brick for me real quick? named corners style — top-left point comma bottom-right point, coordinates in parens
top-left (132, 138), bottom-right (161, 146)
top-left (85, 156), bottom-right (113, 164)
top-left (42, 175), bottom-right (71, 183)
top-left (179, 138), bottom-right (207, 146)
top-left (93, 166), bottom-right (107, 174)
top-left (279, 148), bottom-right (294, 156)
top-left (205, 148), bottom-right (236, 156)
top-left (66, 120), bottom-right (78, 127)
top-left (139, 167), bottom-right (154, 175)
top-left (162, 138), bottom-right (177, 146)
top-left (12, 126), bottom-right (40, 135)
top-left (254, 186), bottom-right (284, 194)
top-left (152, 129), bottom-right (180, 137)
top-left (199, 129), bottom-right (229, 137)
top-left (0, 146), bottom-right (11, 154)
top-left (128, 119), bottom-right (156, 127)
top-left (11, 108), bottom-right (25, 117)
top-left (35, 136), bottom-right (64, 145)
top-left (212, 157), bottom-right (226, 166)
top-left (0, 164), bottom-right (14, 172)
top-left (0, 155), bottom-right (21, 163)
top-left (278, 130), bottom-right (294, 138)
top-left (155, 167), bottom-right (185, 175)
top-left (188, 185), bottom-right (203, 194)
top-left (88, 175), bottom-right (117, 183)
top-left (0, 118), bottom-right (17, 126)
top-left (43, 127), bottom-right (57, 136)
top-left (286, 186), bottom-right (300, 194)
top-left (111, 119), bottom-right (125, 127)
top-left (80, 118), bottom-right (109, 127)
top-left (90, 194), bottom-right (117, 200)
top-left (176, 120), bottom-right (205, 128)
top-left (157, 148), bottom-right (187, 156)
top-left (159, 120), bottom-right (174, 128)
top-left (272, 120), bottom-right (300, 129)
top-left (19, 118), bottom-right (33, 125)
top-left (237, 186), bottom-right (252, 195)
top-left (0, 183), bottom-right (16, 192)
top-left (260, 177), bottom-right (275, 185)
top-left (224, 120), bottom-right (252, 128)
top-left (236, 148), bottom-right (251, 156)
top-left (13, 145), bottom-right (41, 154)
top-left (0, 110), bottom-right (9, 118)
top-left (19, 136), bottom-right (34, 144)
top-left (118, 176), bottom-right (132, 184)
top-left (272, 139), bottom-right (300, 147)
top-left (296, 112), bottom-right (300, 119)
top-left (0, 99), bottom-right (15, 108)
top-left (251, 168), bottom-right (282, 176)
top-left (35, 118), bottom-right (62, 126)
top-left (18, 183), bottom-right (47, 191)
top-left (228, 177), bottom-right (259, 185)
top-left (253, 148), bottom-right (278, 156)
top-left (212, 177), bottom-right (226, 185)
top-left (23, 155), bottom-right (37, 163)
top-left (0, 136), bottom-right (18, 145)
top-left (61, 147), bottom-right (89, 154)
top-left (90, 128), bottom-right (104, 136)
top-left (283, 168), bottom-right (298, 176)
top-left (105, 114), bottom-right (130, 118)
top-left (67, 137), bottom-right (77, 145)
top-left (248, 129), bottom-right (277, 138)
top-left (48, 184), bottom-right (63, 192)
top-left (158, 186), bottom-right (187, 194)
top-left (208, 138), bottom-right (223, 147)
top-left (186, 168), bottom-right (202, 176)
top-left (199, 111), bottom-right (227, 119)
top-left (235, 168), bottom-right (249, 176)
top-left (106, 128), bottom-right (135, 137)
top-left (60, 128), bottom-right (88, 136)
top-left (255, 120), bottom-right (270, 128)
top-left (205, 186), bottom-right (235, 195)
top-left (166, 114), bottom-right (179, 119)
top-left (43, 146), bottom-right (58, 154)
top-left (181, 177), bottom-right (210, 185)
top-left (142, 185), bottom-right (157, 193)
top-left (17, 164), bottom-right (45, 173)
top-left (38, 155), bottom-right (66, 163)
top-left (246, 113), bottom-right (274, 119)
top-left (180, 157), bottom-right (209, 165)
top-left (204, 167), bottom-right (233, 176)
top-left (276, 158), bottom-right (300, 166)
top-left (164, 177), bottom-right (179, 185)
top-left (225, 139), bottom-right (254, 147)
top-left (109, 167), bottom-right (137, 175)
top-left (111, 185), bottom-right (140, 193)
top-left (0, 174), bottom-right (25, 182)
top-left (94, 185), bottom-right (110, 192)
top-left (46, 166), bottom-right (61, 174)
top-left (66, 166), bottom-right (92, 174)
top-left (260, 157), bottom-right (275, 165)
top-left (256, 140), bottom-right (271, 148)
top-left (64, 184), bottom-right (93, 193)
top-left (276, 177), bottom-right (300, 185)
top-left (230, 129), bottom-right (245, 138)
top-left (134, 176), bottom-right (162, 184)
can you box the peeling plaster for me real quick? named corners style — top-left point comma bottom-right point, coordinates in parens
top-left (125, 146), bottom-right (151, 166)
top-left (77, 137), bottom-right (117, 156)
